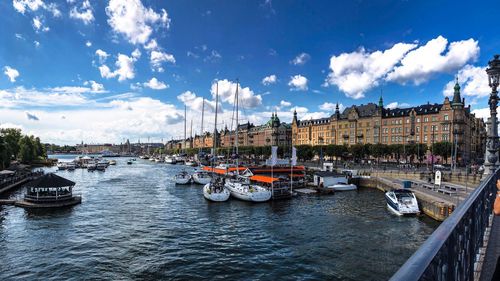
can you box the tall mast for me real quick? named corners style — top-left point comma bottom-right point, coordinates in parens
top-left (184, 105), bottom-right (187, 153)
top-left (235, 79), bottom-right (239, 175)
top-left (213, 82), bottom-right (219, 167)
top-left (201, 98), bottom-right (205, 154)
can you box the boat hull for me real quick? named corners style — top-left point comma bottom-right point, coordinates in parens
top-left (175, 176), bottom-right (191, 184)
top-left (328, 184), bottom-right (357, 191)
top-left (203, 184), bottom-right (230, 202)
top-left (192, 173), bottom-right (211, 185)
top-left (385, 192), bottom-right (420, 216)
top-left (225, 182), bottom-right (271, 202)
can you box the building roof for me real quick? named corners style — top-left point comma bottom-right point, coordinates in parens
top-left (27, 173), bottom-right (75, 188)
top-left (384, 103), bottom-right (442, 117)
top-left (340, 103), bottom-right (380, 119)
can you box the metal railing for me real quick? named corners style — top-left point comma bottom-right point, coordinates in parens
top-left (390, 168), bottom-right (499, 281)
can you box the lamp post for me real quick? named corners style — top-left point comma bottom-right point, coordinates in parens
top-left (483, 54), bottom-right (500, 179)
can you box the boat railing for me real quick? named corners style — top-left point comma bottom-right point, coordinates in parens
top-left (390, 169), bottom-right (499, 281)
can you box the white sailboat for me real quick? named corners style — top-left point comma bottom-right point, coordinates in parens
top-left (203, 81), bottom-right (230, 202)
top-left (174, 171), bottom-right (192, 184)
top-left (224, 79), bottom-right (271, 202)
top-left (193, 170), bottom-right (212, 185)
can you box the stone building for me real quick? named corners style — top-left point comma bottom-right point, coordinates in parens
top-left (291, 81), bottom-right (486, 164)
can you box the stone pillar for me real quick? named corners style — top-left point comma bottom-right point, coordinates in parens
top-left (483, 55), bottom-right (500, 180)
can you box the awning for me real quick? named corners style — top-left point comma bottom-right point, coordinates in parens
top-left (250, 175), bottom-right (279, 184)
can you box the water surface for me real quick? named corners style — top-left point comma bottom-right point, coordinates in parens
top-left (0, 156), bottom-right (439, 280)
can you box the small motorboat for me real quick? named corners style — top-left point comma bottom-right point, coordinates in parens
top-left (192, 171), bottom-right (212, 185)
top-left (203, 177), bottom-right (230, 202)
top-left (109, 160), bottom-right (117, 165)
top-left (174, 171), bottom-right (191, 184)
top-left (165, 156), bottom-right (177, 164)
top-left (66, 162), bottom-right (76, 171)
top-left (185, 160), bottom-right (197, 167)
top-left (127, 160), bottom-right (133, 165)
top-left (96, 160), bottom-right (108, 171)
top-left (385, 189), bottom-right (420, 216)
top-left (87, 162), bottom-right (97, 171)
top-left (57, 162), bottom-right (67, 170)
top-left (328, 183), bottom-right (357, 191)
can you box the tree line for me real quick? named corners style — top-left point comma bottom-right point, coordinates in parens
top-left (162, 142), bottom-right (453, 163)
top-left (0, 128), bottom-right (47, 169)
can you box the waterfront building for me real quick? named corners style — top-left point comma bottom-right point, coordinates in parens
top-left (291, 81), bottom-right (486, 164)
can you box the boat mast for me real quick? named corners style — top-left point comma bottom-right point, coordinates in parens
top-left (200, 98), bottom-right (205, 155)
top-left (235, 79), bottom-right (239, 175)
top-left (184, 105), bottom-right (187, 154)
top-left (213, 82), bottom-right (219, 168)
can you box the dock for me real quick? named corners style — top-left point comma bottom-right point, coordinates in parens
top-left (0, 199), bottom-right (16, 205)
top-left (358, 176), bottom-right (470, 221)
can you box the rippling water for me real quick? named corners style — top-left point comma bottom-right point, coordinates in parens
top-left (0, 156), bottom-right (439, 280)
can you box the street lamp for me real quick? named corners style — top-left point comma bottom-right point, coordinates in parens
top-left (483, 54), bottom-right (500, 179)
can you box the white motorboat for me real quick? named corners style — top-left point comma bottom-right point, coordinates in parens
top-left (328, 183), bottom-right (357, 191)
top-left (385, 189), bottom-right (420, 216)
top-left (225, 176), bottom-right (271, 202)
top-left (192, 171), bottom-right (212, 185)
top-left (203, 177), bottom-right (230, 202)
top-left (174, 171), bottom-right (191, 184)
top-left (57, 162), bottom-right (67, 170)
top-left (185, 160), bottom-right (197, 167)
top-left (66, 162), bottom-right (76, 171)
top-left (96, 160), bottom-right (108, 171)
top-left (109, 160), bottom-right (117, 165)
top-left (154, 158), bottom-right (162, 163)
top-left (165, 156), bottom-right (177, 164)
top-left (87, 162), bottom-right (97, 171)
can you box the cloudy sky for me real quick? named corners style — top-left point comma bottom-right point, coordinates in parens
top-left (1, 0), bottom-right (499, 145)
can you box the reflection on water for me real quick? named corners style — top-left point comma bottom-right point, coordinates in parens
top-left (0, 156), bottom-right (439, 280)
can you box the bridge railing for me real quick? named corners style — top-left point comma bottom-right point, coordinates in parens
top-left (390, 169), bottom-right (499, 281)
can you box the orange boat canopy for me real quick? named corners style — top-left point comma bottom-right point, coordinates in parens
top-left (202, 166), bottom-right (247, 175)
top-left (250, 175), bottom-right (279, 184)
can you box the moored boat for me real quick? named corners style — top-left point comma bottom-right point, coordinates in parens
top-left (192, 170), bottom-right (212, 185)
top-left (174, 171), bottom-right (191, 184)
top-left (203, 177), bottom-right (230, 202)
top-left (329, 183), bottom-right (357, 191)
top-left (225, 176), bottom-right (271, 202)
top-left (165, 156), bottom-right (177, 164)
top-left (385, 189), bottom-right (420, 216)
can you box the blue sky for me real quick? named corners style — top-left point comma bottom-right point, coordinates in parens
top-left (1, 0), bottom-right (499, 144)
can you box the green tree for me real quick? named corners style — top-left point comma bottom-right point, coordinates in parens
top-left (18, 135), bottom-right (35, 163)
top-left (432, 141), bottom-right (452, 164)
top-left (1, 128), bottom-right (22, 159)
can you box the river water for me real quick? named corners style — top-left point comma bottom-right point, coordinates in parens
top-left (0, 156), bottom-right (439, 280)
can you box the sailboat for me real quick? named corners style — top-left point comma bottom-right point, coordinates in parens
top-left (193, 98), bottom-right (212, 185)
top-left (224, 80), bottom-right (271, 202)
top-left (203, 82), bottom-right (230, 202)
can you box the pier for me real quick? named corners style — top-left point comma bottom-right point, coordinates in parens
top-left (390, 169), bottom-right (500, 280)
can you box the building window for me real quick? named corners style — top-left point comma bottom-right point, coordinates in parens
top-left (417, 118), bottom-right (420, 123)
top-left (444, 115), bottom-right (449, 121)
top-left (424, 135), bottom-right (428, 142)
top-left (424, 117), bottom-right (429, 122)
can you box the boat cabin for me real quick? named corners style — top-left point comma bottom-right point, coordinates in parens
top-left (313, 171), bottom-right (347, 187)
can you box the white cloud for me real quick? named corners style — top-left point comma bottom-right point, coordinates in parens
top-left (32, 16), bottom-right (49, 32)
top-left (15, 33), bottom-right (25, 40)
top-left (69, 0), bottom-right (94, 24)
top-left (132, 48), bottom-right (142, 59)
top-left (3, 66), bottom-right (20, 82)
top-left (34, 40), bottom-right (40, 47)
top-left (143, 77), bottom-right (168, 90)
top-left (387, 36), bottom-right (479, 85)
top-left (144, 39), bottom-right (158, 50)
top-left (204, 50), bottom-right (221, 62)
top-left (210, 79), bottom-right (262, 108)
top-left (325, 42), bottom-right (417, 99)
top-left (13, 0), bottom-right (45, 14)
top-left (99, 51), bottom-right (138, 82)
top-left (83, 80), bottom-right (106, 93)
top-left (443, 65), bottom-right (490, 98)
top-left (150, 50), bottom-right (175, 72)
top-left (177, 91), bottom-right (216, 113)
top-left (288, 75), bottom-right (308, 91)
top-left (95, 49), bottom-right (109, 63)
top-left (0, 86), bottom-right (88, 108)
top-left (386, 102), bottom-right (411, 110)
top-left (85, 41), bottom-right (92, 47)
top-left (262, 74), bottom-right (277, 85)
top-left (280, 100), bottom-right (291, 107)
top-left (319, 102), bottom-right (345, 112)
top-left (325, 36), bottom-right (479, 99)
top-left (106, 0), bottom-right (170, 45)
top-left (291, 52), bottom-right (310, 65)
